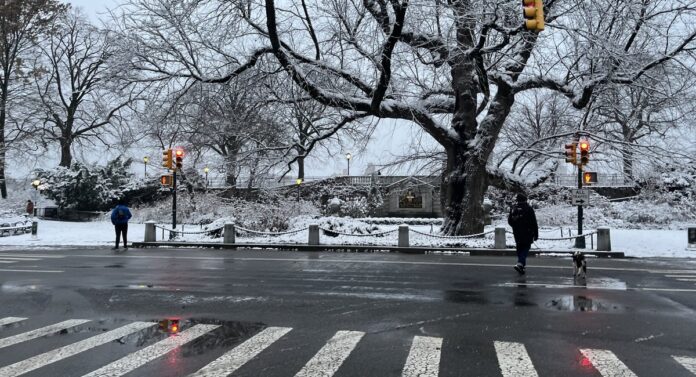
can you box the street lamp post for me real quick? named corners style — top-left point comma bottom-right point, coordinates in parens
top-left (346, 152), bottom-right (352, 176)
top-left (31, 180), bottom-right (40, 217)
top-left (143, 156), bottom-right (149, 177)
top-left (295, 178), bottom-right (302, 215)
top-left (204, 167), bottom-right (209, 188)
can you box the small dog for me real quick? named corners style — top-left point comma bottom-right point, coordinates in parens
top-left (572, 251), bottom-right (587, 278)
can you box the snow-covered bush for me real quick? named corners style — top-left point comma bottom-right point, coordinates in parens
top-left (317, 216), bottom-right (386, 237)
top-left (35, 158), bottom-right (159, 211)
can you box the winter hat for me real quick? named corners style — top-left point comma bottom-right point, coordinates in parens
top-left (516, 193), bottom-right (528, 202)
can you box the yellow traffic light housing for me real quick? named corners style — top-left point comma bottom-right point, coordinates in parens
top-left (162, 149), bottom-right (173, 170)
top-left (564, 143), bottom-right (577, 165)
top-left (174, 148), bottom-right (184, 170)
top-left (579, 140), bottom-right (590, 165)
top-left (523, 0), bottom-right (545, 31)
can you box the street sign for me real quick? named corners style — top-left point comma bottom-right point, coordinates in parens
top-left (571, 189), bottom-right (590, 206)
top-left (689, 226), bottom-right (696, 248)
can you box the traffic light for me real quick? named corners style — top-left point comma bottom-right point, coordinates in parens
top-left (523, 0), bottom-right (545, 32)
top-left (583, 172), bottom-right (597, 185)
top-left (162, 149), bottom-right (173, 170)
top-left (564, 143), bottom-right (577, 164)
top-left (579, 140), bottom-right (590, 165)
top-left (174, 148), bottom-right (184, 170)
top-left (160, 175), bottom-right (173, 186)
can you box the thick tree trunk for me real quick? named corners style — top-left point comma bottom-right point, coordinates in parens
top-left (621, 145), bottom-right (634, 182)
top-left (224, 152), bottom-right (237, 187)
top-left (297, 156), bottom-right (305, 180)
top-left (441, 147), bottom-right (488, 235)
top-left (59, 138), bottom-right (72, 167)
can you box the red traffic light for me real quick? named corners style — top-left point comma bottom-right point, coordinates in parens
top-left (579, 141), bottom-right (590, 152)
top-left (175, 149), bottom-right (184, 157)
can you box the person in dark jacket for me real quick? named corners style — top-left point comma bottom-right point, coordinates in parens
top-left (508, 193), bottom-right (539, 274)
top-left (110, 199), bottom-right (132, 250)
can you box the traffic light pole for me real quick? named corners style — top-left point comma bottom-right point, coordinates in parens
top-left (575, 165), bottom-right (585, 248)
top-left (172, 170), bottom-right (177, 229)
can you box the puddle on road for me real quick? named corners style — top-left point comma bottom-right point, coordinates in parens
top-left (545, 295), bottom-right (625, 312)
top-left (444, 290), bottom-right (487, 304)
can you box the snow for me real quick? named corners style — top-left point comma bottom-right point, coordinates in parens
top-left (0, 219), bottom-right (693, 258)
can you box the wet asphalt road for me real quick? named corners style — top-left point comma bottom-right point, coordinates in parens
top-left (1, 248), bottom-right (696, 377)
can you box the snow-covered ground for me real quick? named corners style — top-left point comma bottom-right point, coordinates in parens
top-left (0, 219), bottom-right (693, 258)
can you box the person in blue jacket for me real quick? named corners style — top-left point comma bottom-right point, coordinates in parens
top-left (110, 198), bottom-right (132, 250)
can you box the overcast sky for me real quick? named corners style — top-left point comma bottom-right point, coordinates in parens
top-left (67, 0), bottom-right (118, 20)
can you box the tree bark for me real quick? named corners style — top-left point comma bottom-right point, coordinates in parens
top-left (297, 155), bottom-right (305, 180)
top-left (59, 136), bottom-right (72, 167)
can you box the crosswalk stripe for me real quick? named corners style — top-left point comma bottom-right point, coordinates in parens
top-left (189, 326), bottom-right (292, 377)
top-left (294, 330), bottom-right (364, 377)
top-left (665, 275), bottom-right (696, 278)
top-left (0, 321), bottom-right (156, 377)
top-left (580, 348), bottom-right (637, 377)
top-left (0, 260), bottom-right (18, 263)
top-left (402, 336), bottom-right (442, 377)
top-left (0, 257), bottom-right (41, 261)
top-left (0, 317), bottom-right (27, 326)
top-left (0, 319), bottom-right (91, 349)
top-left (673, 356), bottom-right (696, 374)
top-left (494, 341), bottom-right (538, 377)
top-left (82, 324), bottom-right (219, 377)
top-left (676, 279), bottom-right (696, 282)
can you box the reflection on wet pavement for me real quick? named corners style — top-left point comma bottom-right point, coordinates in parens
top-left (545, 295), bottom-right (625, 312)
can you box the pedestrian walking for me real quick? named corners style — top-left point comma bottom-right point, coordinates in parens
top-left (507, 193), bottom-right (539, 275)
top-left (110, 198), bottom-right (132, 250)
top-left (26, 200), bottom-right (34, 216)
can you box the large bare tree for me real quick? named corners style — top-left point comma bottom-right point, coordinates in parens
top-left (0, 0), bottom-right (66, 197)
top-left (32, 10), bottom-right (134, 167)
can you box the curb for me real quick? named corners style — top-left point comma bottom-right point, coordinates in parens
top-left (131, 241), bottom-right (624, 258)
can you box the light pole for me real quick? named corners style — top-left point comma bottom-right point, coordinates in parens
top-left (345, 152), bottom-right (352, 176)
top-left (204, 167), bottom-right (209, 188)
top-left (143, 156), bottom-right (149, 177)
top-left (31, 180), bottom-right (40, 217)
top-left (295, 178), bottom-right (302, 215)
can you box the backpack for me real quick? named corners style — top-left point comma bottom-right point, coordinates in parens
top-left (116, 208), bottom-right (126, 221)
top-left (509, 205), bottom-right (525, 226)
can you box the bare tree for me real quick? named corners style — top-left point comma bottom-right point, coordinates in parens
top-left (0, 0), bottom-right (66, 197)
top-left (592, 63), bottom-right (696, 180)
top-left (31, 10), bottom-right (136, 167)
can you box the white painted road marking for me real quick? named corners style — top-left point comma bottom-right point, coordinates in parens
top-left (0, 268), bottom-right (63, 273)
top-left (673, 356), bottom-right (696, 374)
top-left (0, 317), bottom-right (27, 326)
top-left (295, 330), bottom-right (364, 377)
top-left (0, 257), bottom-right (41, 261)
top-left (494, 341), bottom-right (538, 377)
top-left (402, 336), bottom-right (442, 377)
top-left (189, 326), bottom-right (292, 377)
top-left (0, 254), bottom-right (64, 258)
top-left (0, 321), bottom-right (156, 377)
top-left (0, 319), bottom-right (90, 349)
top-left (0, 260), bottom-right (18, 263)
top-left (82, 324), bottom-right (219, 377)
top-left (580, 348), bottom-right (637, 377)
